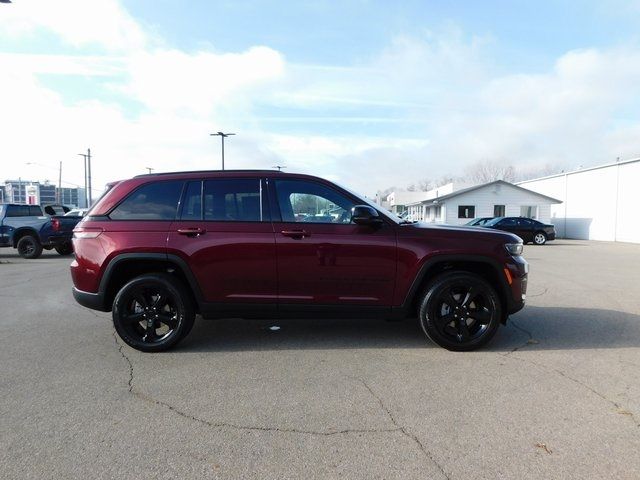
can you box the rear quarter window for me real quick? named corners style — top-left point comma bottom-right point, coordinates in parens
top-left (109, 181), bottom-right (184, 220)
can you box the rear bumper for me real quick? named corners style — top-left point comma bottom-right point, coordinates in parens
top-left (72, 287), bottom-right (110, 312)
top-left (43, 235), bottom-right (72, 247)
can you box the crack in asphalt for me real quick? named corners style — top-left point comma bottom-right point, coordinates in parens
top-left (111, 332), bottom-right (408, 438)
top-left (499, 321), bottom-right (639, 428)
top-left (357, 379), bottom-right (451, 480)
top-left (527, 287), bottom-right (548, 298)
top-left (504, 319), bottom-right (537, 355)
top-left (505, 353), bottom-right (640, 429)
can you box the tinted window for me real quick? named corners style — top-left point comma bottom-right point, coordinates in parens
top-left (6, 205), bottom-right (29, 217)
top-left (498, 218), bottom-right (519, 227)
top-left (180, 181), bottom-right (202, 220)
top-left (29, 206), bottom-right (43, 216)
top-left (275, 179), bottom-right (355, 223)
top-left (458, 205), bottom-right (475, 219)
top-left (110, 181), bottom-right (184, 220)
top-left (203, 178), bottom-right (265, 222)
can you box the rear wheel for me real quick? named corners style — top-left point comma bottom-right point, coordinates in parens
top-left (418, 272), bottom-right (502, 351)
top-left (533, 232), bottom-right (547, 245)
top-left (55, 242), bottom-right (74, 256)
top-left (112, 273), bottom-right (195, 352)
top-left (17, 235), bottom-right (43, 259)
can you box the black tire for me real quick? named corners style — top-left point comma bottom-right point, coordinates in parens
top-left (418, 272), bottom-right (502, 351)
top-left (112, 273), bottom-right (195, 352)
top-left (533, 232), bottom-right (547, 245)
top-left (17, 235), bottom-right (43, 259)
top-left (54, 242), bottom-right (74, 256)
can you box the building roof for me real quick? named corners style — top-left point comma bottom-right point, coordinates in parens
top-left (407, 180), bottom-right (562, 206)
top-left (517, 157), bottom-right (640, 184)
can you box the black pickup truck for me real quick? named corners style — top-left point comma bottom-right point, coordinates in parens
top-left (0, 204), bottom-right (83, 259)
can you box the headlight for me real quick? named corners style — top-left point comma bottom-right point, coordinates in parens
top-left (505, 243), bottom-right (523, 256)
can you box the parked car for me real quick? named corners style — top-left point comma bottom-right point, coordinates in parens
top-left (0, 203), bottom-right (83, 258)
top-left (64, 208), bottom-right (88, 217)
top-left (482, 217), bottom-right (556, 245)
top-left (465, 217), bottom-right (494, 226)
top-left (71, 170), bottom-right (528, 352)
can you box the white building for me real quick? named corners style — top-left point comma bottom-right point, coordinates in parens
top-left (379, 183), bottom-right (462, 216)
top-left (406, 180), bottom-right (561, 226)
top-left (517, 158), bottom-right (640, 243)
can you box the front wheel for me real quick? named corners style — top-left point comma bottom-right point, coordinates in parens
top-left (112, 273), bottom-right (195, 352)
top-left (55, 242), bottom-right (74, 256)
top-left (418, 272), bottom-right (502, 351)
top-left (533, 232), bottom-right (547, 245)
top-left (17, 235), bottom-right (43, 259)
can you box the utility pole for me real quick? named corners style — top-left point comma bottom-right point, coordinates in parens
top-left (210, 132), bottom-right (235, 170)
top-left (78, 151), bottom-right (89, 207)
top-left (272, 165), bottom-right (286, 171)
top-left (58, 161), bottom-right (62, 204)
top-left (145, 167), bottom-right (154, 174)
top-left (87, 149), bottom-right (92, 206)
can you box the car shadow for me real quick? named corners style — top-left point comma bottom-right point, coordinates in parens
top-left (177, 305), bottom-right (640, 353)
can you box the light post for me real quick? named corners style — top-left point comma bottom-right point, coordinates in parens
top-left (210, 131), bottom-right (235, 170)
top-left (78, 149), bottom-right (91, 207)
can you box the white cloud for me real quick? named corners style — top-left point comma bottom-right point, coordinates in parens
top-left (0, 0), bottom-right (147, 51)
top-left (1, 2), bottom-right (640, 198)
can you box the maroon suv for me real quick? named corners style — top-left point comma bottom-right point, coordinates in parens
top-left (71, 170), bottom-right (528, 352)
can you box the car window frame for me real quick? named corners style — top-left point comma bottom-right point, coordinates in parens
top-left (177, 177), bottom-right (271, 223)
top-left (107, 179), bottom-right (186, 222)
top-left (270, 178), bottom-right (361, 225)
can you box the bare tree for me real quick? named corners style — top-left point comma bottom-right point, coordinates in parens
top-left (465, 160), bottom-right (516, 184)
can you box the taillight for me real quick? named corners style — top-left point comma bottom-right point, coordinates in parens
top-left (73, 227), bottom-right (103, 239)
top-left (51, 218), bottom-right (61, 231)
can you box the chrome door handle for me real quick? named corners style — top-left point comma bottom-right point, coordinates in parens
top-left (177, 227), bottom-right (206, 237)
top-left (280, 230), bottom-right (310, 239)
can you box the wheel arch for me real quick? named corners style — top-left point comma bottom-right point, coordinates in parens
top-left (402, 255), bottom-right (511, 322)
top-left (100, 253), bottom-right (202, 313)
top-left (12, 228), bottom-right (40, 247)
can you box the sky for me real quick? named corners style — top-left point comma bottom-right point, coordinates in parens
top-left (1, 0), bottom-right (640, 198)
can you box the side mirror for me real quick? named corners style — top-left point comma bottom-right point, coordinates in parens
top-left (351, 205), bottom-right (383, 226)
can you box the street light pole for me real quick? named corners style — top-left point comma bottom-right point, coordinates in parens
top-left (78, 151), bottom-right (89, 207)
top-left (58, 161), bottom-right (62, 204)
top-left (210, 132), bottom-right (235, 170)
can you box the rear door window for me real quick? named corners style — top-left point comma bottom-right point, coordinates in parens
top-left (203, 178), bottom-right (267, 222)
top-left (110, 181), bottom-right (184, 220)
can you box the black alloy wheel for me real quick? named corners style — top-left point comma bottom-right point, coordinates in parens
top-left (419, 272), bottom-right (501, 351)
top-left (17, 235), bottom-right (43, 259)
top-left (112, 273), bottom-right (195, 352)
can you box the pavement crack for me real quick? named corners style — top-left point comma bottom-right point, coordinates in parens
top-left (527, 287), bottom-right (548, 298)
top-left (112, 331), bottom-right (134, 392)
top-left (110, 332), bottom-right (404, 437)
top-left (357, 379), bottom-right (451, 480)
top-left (505, 354), bottom-right (640, 428)
top-left (504, 319), bottom-right (538, 354)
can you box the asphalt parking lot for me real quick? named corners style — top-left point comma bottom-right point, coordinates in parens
top-left (1, 240), bottom-right (639, 479)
